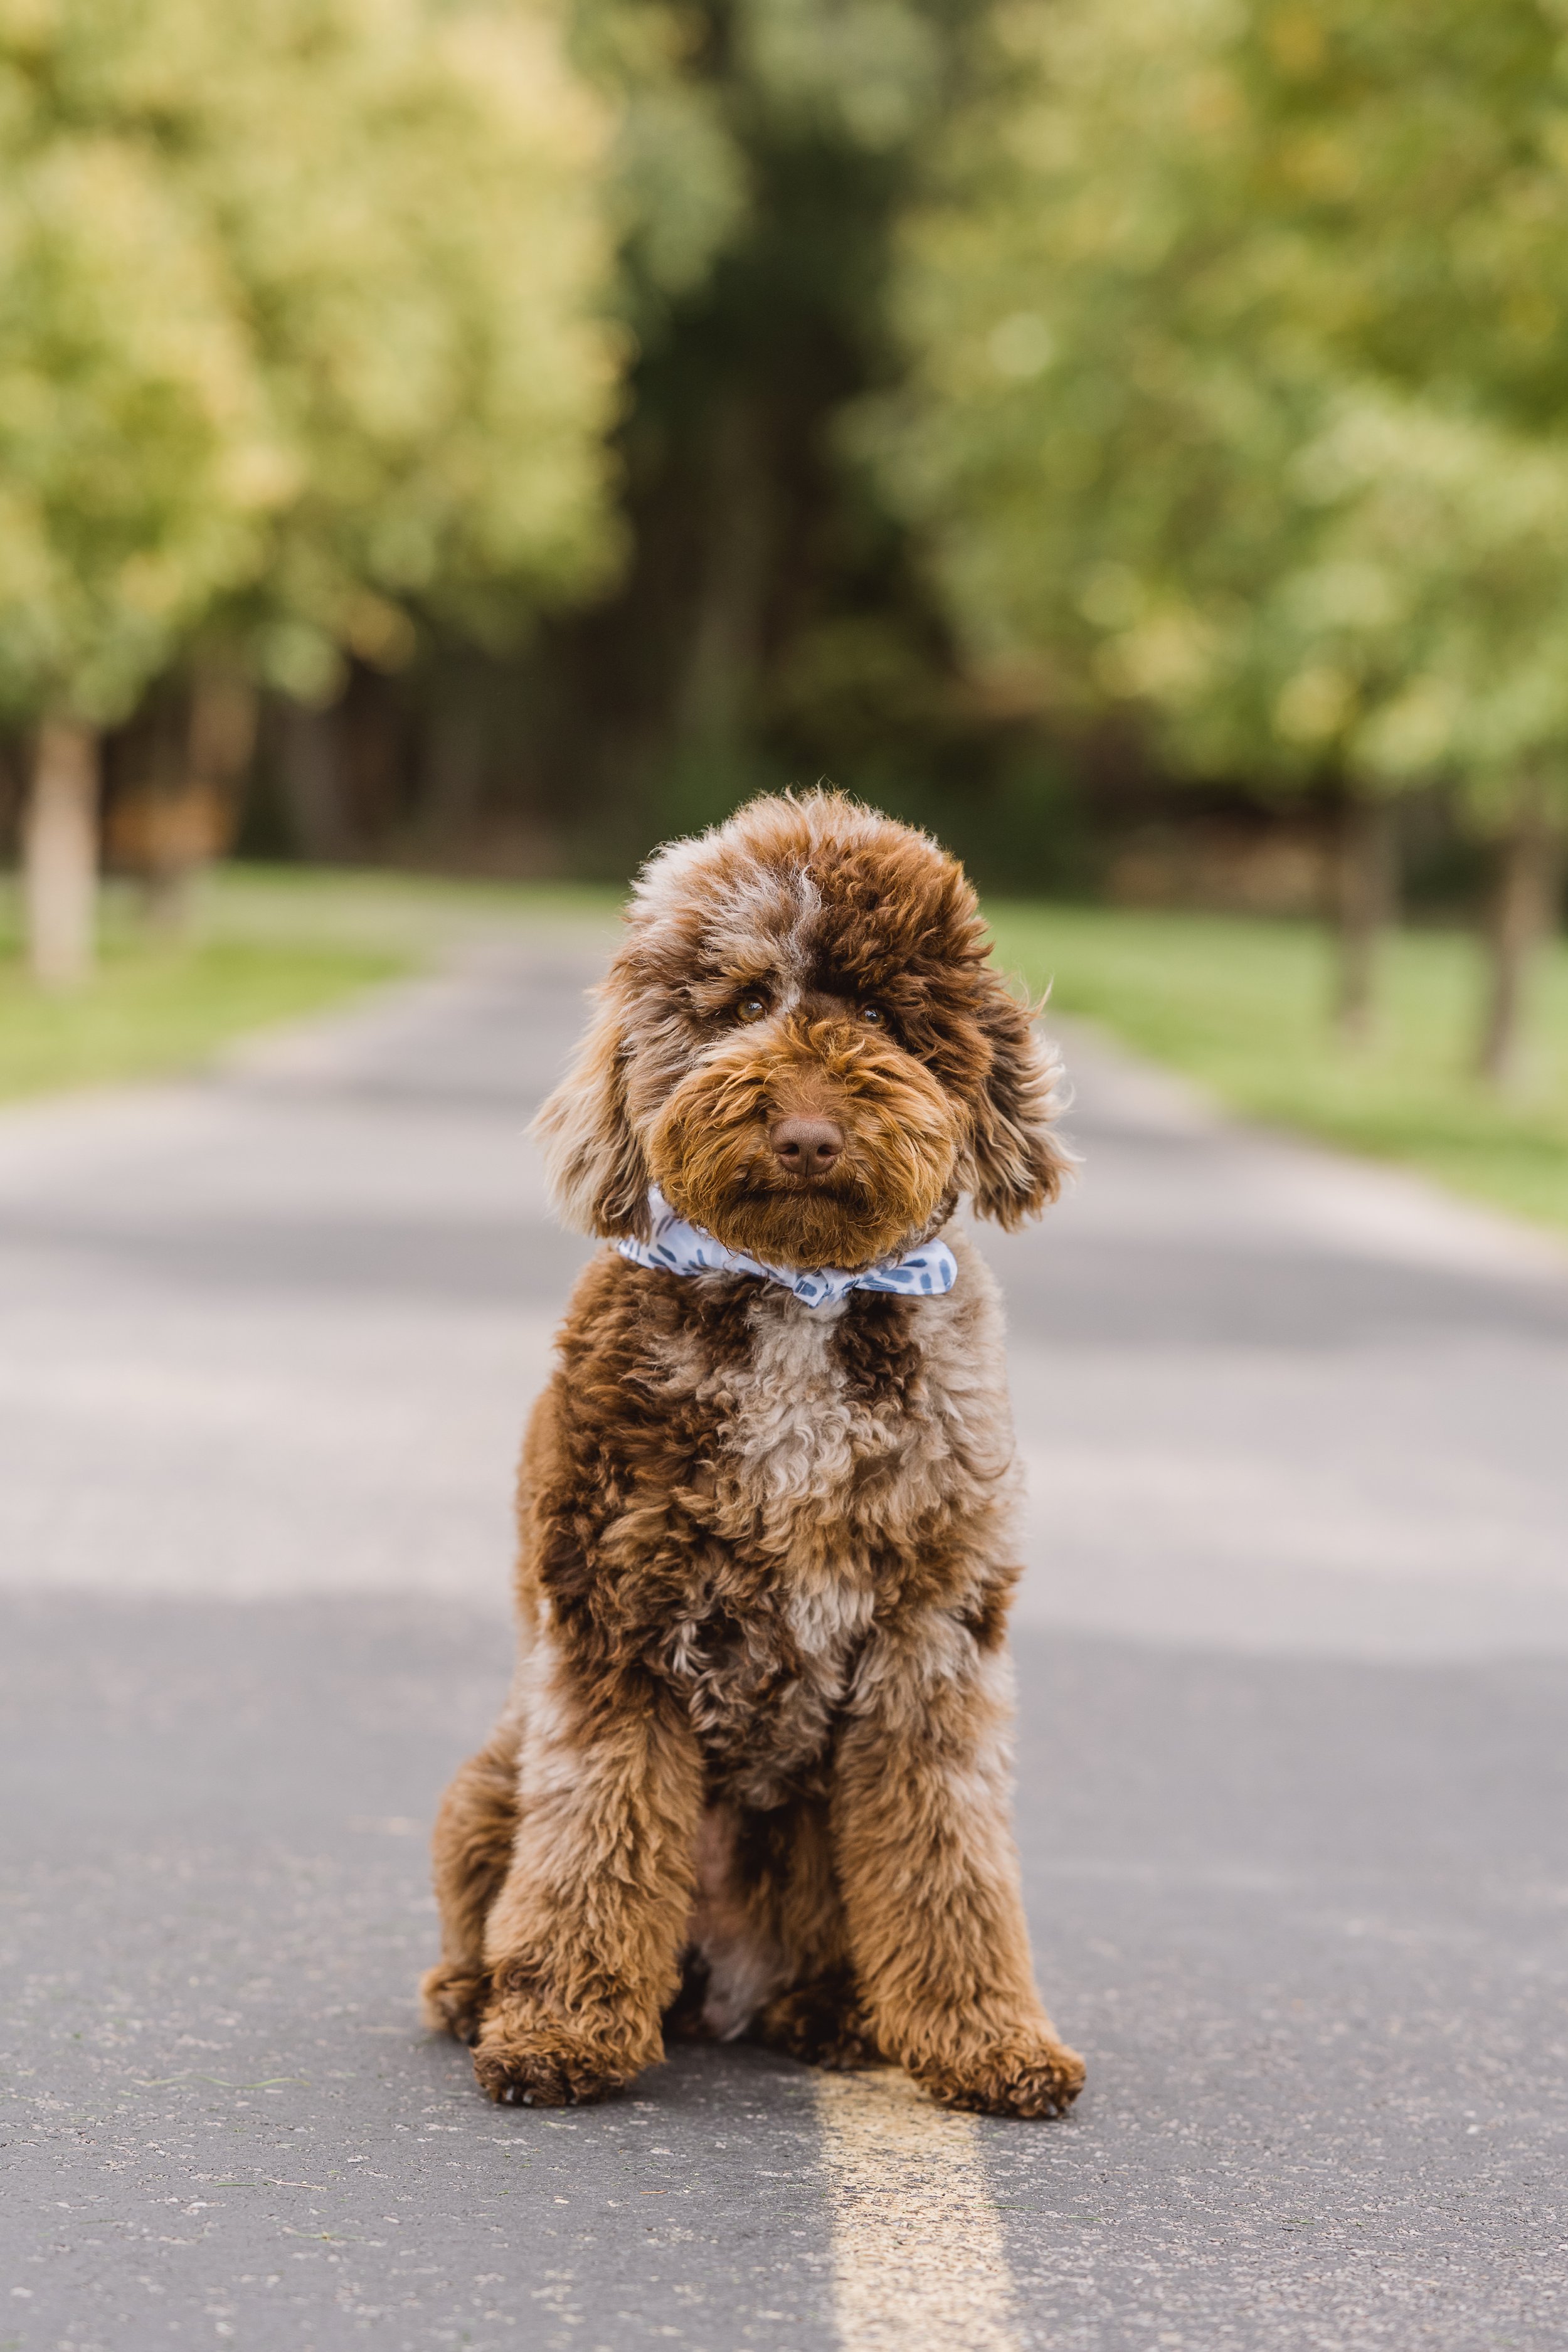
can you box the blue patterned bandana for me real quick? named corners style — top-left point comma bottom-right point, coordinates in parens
top-left (616, 1187), bottom-right (958, 1311)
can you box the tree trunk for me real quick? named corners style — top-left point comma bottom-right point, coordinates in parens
top-left (130, 688), bottom-right (194, 937)
top-left (1334, 794), bottom-right (1399, 1041)
top-left (416, 672), bottom-right (488, 854)
top-left (678, 399), bottom-right (773, 759)
top-left (23, 718), bottom-right (99, 988)
top-left (1476, 781), bottom-right (1564, 1090)
top-left (276, 696), bottom-right (353, 862)
top-left (149, 668), bottom-right (258, 932)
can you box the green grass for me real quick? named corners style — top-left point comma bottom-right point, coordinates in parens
top-left (0, 864), bottom-right (617, 1107)
top-left (987, 902), bottom-right (1568, 1240)
top-left (0, 921), bottom-right (405, 1108)
top-left (198, 863), bottom-right (619, 955)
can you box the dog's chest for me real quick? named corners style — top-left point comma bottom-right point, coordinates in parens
top-left (703, 1283), bottom-right (955, 1563)
top-left (661, 1568), bottom-right (872, 1806)
top-left (724, 1294), bottom-right (878, 1520)
top-left (643, 1278), bottom-right (1004, 1802)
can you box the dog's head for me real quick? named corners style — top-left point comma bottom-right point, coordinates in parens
top-left (536, 792), bottom-right (1070, 1271)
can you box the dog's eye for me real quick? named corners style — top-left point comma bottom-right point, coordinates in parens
top-left (857, 1003), bottom-right (887, 1027)
top-left (734, 993), bottom-right (769, 1024)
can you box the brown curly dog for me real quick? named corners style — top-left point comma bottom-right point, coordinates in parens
top-left (421, 790), bottom-right (1085, 2119)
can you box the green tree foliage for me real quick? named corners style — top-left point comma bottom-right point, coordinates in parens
top-left (186, 0), bottom-right (621, 693)
top-left (510, 0), bottom-right (1010, 874)
top-left (577, 0), bottom-right (749, 317)
top-left (866, 0), bottom-right (1568, 1069)
top-left (1236, 0), bottom-right (1568, 1077)
top-left (1231, 3), bottom-right (1568, 432)
top-left (0, 0), bottom-right (619, 975)
top-left (0, 39), bottom-right (263, 729)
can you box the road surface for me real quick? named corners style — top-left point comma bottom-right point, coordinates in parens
top-left (3, 923), bottom-right (1566, 2351)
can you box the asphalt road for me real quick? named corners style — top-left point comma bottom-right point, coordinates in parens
top-left (3, 924), bottom-right (1566, 2352)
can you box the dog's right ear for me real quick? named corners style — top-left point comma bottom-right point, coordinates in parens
top-left (531, 975), bottom-right (651, 1240)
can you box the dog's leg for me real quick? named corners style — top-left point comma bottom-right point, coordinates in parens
top-left (472, 1638), bottom-right (704, 2107)
top-left (830, 1614), bottom-right (1084, 2119)
top-left (679, 1796), bottom-right (876, 2060)
top-left (746, 1799), bottom-right (880, 2070)
top-left (755, 1964), bottom-right (881, 2070)
top-left (420, 1724), bottom-right (521, 2045)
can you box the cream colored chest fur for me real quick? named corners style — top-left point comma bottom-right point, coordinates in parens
top-left (717, 1232), bottom-right (1017, 1562)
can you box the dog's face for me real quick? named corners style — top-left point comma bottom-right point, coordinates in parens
top-left (536, 793), bottom-right (1069, 1270)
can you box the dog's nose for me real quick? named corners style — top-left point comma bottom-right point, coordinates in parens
top-left (769, 1113), bottom-right (844, 1176)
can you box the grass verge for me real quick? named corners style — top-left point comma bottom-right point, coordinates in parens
top-left (988, 902), bottom-right (1568, 1241)
top-left (0, 865), bottom-right (616, 1107)
top-left (0, 931), bottom-right (403, 1106)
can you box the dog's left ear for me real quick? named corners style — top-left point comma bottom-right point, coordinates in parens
top-left (965, 975), bottom-right (1074, 1228)
top-left (532, 972), bottom-right (651, 1240)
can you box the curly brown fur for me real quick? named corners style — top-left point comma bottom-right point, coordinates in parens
top-left (419, 1726), bottom-right (519, 2044)
top-left (426, 791), bottom-right (1083, 2117)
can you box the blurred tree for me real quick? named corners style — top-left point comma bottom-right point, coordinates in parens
top-left (864, 0), bottom-right (1568, 1049)
top-left (1232, 0), bottom-right (1568, 1076)
top-left (1231, 1), bottom-right (1568, 431)
top-left (179, 0), bottom-right (622, 702)
top-left (103, 670), bottom-right (258, 931)
top-left (578, 0), bottom-right (748, 322)
top-left (1321, 405), bottom-right (1568, 1089)
top-left (499, 0), bottom-right (1007, 876)
top-left (857, 0), bottom-right (1400, 1024)
top-left (0, 82), bottom-right (269, 978)
top-left (0, 0), bottom-right (620, 972)
top-left (1190, 391), bottom-right (1568, 1072)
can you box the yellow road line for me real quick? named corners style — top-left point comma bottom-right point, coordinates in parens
top-left (813, 2069), bottom-right (1023, 2352)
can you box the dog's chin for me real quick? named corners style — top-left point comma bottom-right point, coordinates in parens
top-left (664, 1176), bottom-right (934, 1274)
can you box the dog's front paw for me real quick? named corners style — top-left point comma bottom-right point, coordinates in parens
top-left (472, 2003), bottom-right (652, 2108)
top-left (912, 2032), bottom-right (1085, 2119)
top-left (420, 1961), bottom-right (491, 2047)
